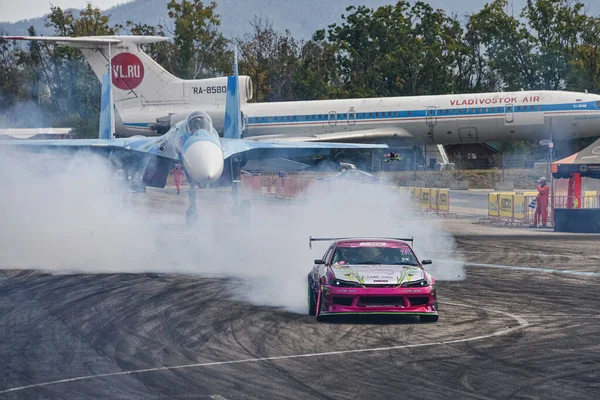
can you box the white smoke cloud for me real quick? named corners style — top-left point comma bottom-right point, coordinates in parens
top-left (0, 151), bottom-right (464, 314)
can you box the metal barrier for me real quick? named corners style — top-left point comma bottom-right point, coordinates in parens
top-left (480, 192), bottom-right (546, 226)
top-left (553, 193), bottom-right (600, 209)
top-left (407, 187), bottom-right (456, 218)
top-left (241, 177), bottom-right (456, 218)
top-left (241, 175), bottom-right (313, 199)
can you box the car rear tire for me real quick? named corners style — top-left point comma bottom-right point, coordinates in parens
top-left (420, 314), bottom-right (439, 323)
top-left (308, 279), bottom-right (316, 316)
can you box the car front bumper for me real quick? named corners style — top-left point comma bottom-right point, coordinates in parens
top-left (319, 284), bottom-right (438, 316)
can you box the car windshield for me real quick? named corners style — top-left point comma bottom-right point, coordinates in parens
top-left (331, 245), bottom-right (419, 266)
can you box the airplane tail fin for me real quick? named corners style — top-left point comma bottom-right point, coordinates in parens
top-left (98, 73), bottom-right (113, 140)
top-left (223, 48), bottom-right (242, 140)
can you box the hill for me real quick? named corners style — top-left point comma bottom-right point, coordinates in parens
top-left (3, 0), bottom-right (596, 40)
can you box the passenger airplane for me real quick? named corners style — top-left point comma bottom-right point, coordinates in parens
top-left (0, 49), bottom-right (386, 223)
top-left (4, 35), bottom-right (600, 149)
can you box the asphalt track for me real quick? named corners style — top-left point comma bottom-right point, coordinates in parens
top-left (2, 190), bottom-right (600, 399)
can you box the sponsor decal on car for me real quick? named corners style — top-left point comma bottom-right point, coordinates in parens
top-left (358, 242), bottom-right (388, 247)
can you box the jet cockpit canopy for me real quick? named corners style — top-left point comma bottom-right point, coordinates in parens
top-left (186, 111), bottom-right (213, 135)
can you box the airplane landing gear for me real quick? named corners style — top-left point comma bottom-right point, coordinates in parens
top-left (186, 184), bottom-right (198, 226)
top-left (185, 171), bottom-right (199, 227)
top-left (230, 166), bottom-right (251, 223)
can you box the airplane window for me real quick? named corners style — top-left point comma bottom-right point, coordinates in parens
top-left (341, 114), bottom-right (346, 119)
top-left (458, 109), bottom-right (463, 114)
top-left (407, 111), bottom-right (411, 116)
top-left (517, 106), bottom-right (521, 111)
top-left (186, 111), bottom-right (213, 134)
top-left (375, 112), bottom-right (380, 117)
top-left (530, 106), bottom-right (534, 110)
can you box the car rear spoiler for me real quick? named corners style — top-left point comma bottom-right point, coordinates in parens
top-left (309, 236), bottom-right (414, 249)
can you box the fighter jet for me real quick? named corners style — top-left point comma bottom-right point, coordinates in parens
top-left (0, 50), bottom-right (387, 224)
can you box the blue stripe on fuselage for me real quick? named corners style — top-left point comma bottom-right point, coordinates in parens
top-left (123, 101), bottom-right (600, 128)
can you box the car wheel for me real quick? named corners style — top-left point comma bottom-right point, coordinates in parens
top-left (308, 279), bottom-right (316, 316)
top-left (420, 314), bottom-right (439, 323)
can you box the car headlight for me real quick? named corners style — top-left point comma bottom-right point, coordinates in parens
top-left (401, 279), bottom-right (429, 288)
top-left (329, 278), bottom-right (362, 287)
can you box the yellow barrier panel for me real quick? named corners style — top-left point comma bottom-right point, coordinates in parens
top-left (409, 187), bottom-right (421, 209)
top-left (584, 191), bottom-right (598, 208)
top-left (513, 195), bottom-right (526, 220)
top-left (438, 189), bottom-right (450, 212)
top-left (499, 193), bottom-right (513, 218)
top-left (488, 193), bottom-right (499, 217)
top-left (421, 188), bottom-right (432, 210)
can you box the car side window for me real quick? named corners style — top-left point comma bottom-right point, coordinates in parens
top-left (323, 245), bottom-right (334, 264)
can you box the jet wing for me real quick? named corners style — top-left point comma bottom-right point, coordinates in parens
top-left (246, 127), bottom-right (414, 143)
top-left (0, 137), bottom-right (177, 160)
top-left (0, 137), bottom-right (179, 188)
top-left (222, 138), bottom-right (388, 160)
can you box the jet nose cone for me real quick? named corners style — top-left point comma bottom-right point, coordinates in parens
top-left (183, 141), bottom-right (224, 184)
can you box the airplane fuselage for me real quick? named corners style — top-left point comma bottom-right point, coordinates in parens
top-left (117, 90), bottom-right (600, 145)
top-left (126, 112), bottom-right (224, 185)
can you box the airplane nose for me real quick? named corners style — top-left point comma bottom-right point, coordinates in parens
top-left (182, 140), bottom-right (224, 184)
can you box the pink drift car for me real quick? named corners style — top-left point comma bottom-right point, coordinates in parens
top-left (307, 237), bottom-right (438, 322)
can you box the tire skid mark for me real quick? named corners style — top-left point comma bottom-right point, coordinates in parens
top-left (0, 301), bottom-right (528, 395)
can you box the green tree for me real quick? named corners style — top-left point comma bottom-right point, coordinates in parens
top-left (29, 4), bottom-right (121, 137)
top-left (0, 34), bottom-right (21, 109)
top-left (522, 0), bottom-right (589, 90)
top-left (292, 35), bottom-right (341, 100)
top-left (236, 18), bottom-right (302, 102)
top-left (324, 1), bottom-right (469, 97)
top-left (570, 17), bottom-right (600, 92)
top-left (467, 0), bottom-right (539, 90)
top-left (126, 21), bottom-right (178, 75)
top-left (167, 0), bottom-right (231, 78)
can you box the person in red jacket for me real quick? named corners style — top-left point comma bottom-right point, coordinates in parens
top-left (532, 177), bottom-right (550, 227)
top-left (171, 163), bottom-right (184, 194)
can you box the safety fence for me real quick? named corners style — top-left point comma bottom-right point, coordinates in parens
top-left (407, 187), bottom-right (456, 217)
top-left (240, 176), bottom-right (456, 218)
top-left (480, 192), bottom-right (539, 226)
top-left (240, 175), bottom-right (313, 199)
top-left (553, 192), bottom-right (600, 209)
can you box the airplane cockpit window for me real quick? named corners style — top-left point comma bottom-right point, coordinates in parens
top-left (186, 111), bottom-right (213, 135)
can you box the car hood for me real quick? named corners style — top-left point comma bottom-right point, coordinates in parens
top-left (330, 264), bottom-right (425, 285)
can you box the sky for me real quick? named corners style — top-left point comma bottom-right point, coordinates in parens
top-left (1, 0), bottom-right (597, 24)
top-left (0, 0), bottom-right (128, 22)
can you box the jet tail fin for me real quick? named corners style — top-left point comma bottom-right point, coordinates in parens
top-left (223, 48), bottom-right (242, 140)
top-left (98, 73), bottom-right (113, 140)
